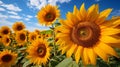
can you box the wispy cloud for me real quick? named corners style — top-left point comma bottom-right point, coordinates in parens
top-left (27, 0), bottom-right (71, 10)
top-left (9, 15), bottom-right (22, 19)
top-left (8, 11), bottom-right (18, 15)
top-left (0, 1), bottom-right (22, 12)
top-left (0, 7), bottom-right (5, 11)
top-left (0, 13), bottom-right (8, 18)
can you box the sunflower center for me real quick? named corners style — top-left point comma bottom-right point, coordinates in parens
top-left (0, 36), bottom-right (2, 38)
top-left (6, 38), bottom-right (10, 43)
top-left (31, 35), bottom-right (36, 40)
top-left (1, 54), bottom-right (12, 62)
top-left (17, 25), bottom-right (23, 31)
top-left (20, 34), bottom-right (26, 41)
top-left (3, 30), bottom-right (9, 35)
top-left (71, 22), bottom-right (101, 47)
top-left (37, 44), bottom-right (46, 57)
top-left (45, 13), bottom-right (55, 22)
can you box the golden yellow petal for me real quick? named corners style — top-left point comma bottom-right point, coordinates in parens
top-left (98, 42), bottom-right (119, 58)
top-left (100, 36), bottom-right (120, 43)
top-left (61, 44), bottom-right (72, 54)
top-left (93, 45), bottom-right (108, 62)
top-left (96, 8), bottom-right (112, 24)
top-left (66, 44), bottom-right (77, 58)
top-left (87, 4), bottom-right (99, 22)
top-left (87, 4), bottom-right (95, 17)
top-left (101, 28), bottom-right (120, 35)
top-left (73, 5), bottom-right (78, 15)
top-left (86, 48), bottom-right (96, 65)
top-left (82, 48), bottom-right (89, 65)
top-left (75, 46), bottom-right (83, 63)
top-left (80, 3), bottom-right (87, 20)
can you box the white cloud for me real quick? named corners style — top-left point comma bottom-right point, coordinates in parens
top-left (27, 0), bottom-right (71, 10)
top-left (0, 13), bottom-right (8, 18)
top-left (111, 10), bottom-right (120, 16)
top-left (0, 7), bottom-right (5, 11)
top-left (27, 0), bottom-right (47, 10)
top-left (0, 1), bottom-right (22, 12)
top-left (1, 4), bottom-right (22, 12)
top-left (0, 19), bottom-right (13, 27)
top-left (9, 15), bottom-right (22, 19)
top-left (0, 1), bottom-right (3, 5)
top-left (27, 15), bottom-right (33, 18)
top-left (25, 18), bottom-right (30, 21)
top-left (8, 11), bottom-right (18, 15)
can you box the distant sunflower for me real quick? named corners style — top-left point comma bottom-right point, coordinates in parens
top-left (0, 26), bottom-right (11, 36)
top-left (28, 32), bottom-right (38, 42)
top-left (37, 4), bottom-right (60, 26)
top-left (35, 29), bottom-right (40, 35)
top-left (15, 30), bottom-right (27, 44)
top-left (26, 38), bottom-right (50, 65)
top-left (2, 36), bottom-right (11, 46)
top-left (0, 49), bottom-right (17, 67)
top-left (12, 22), bottom-right (25, 32)
top-left (0, 34), bottom-right (2, 43)
top-left (56, 4), bottom-right (120, 65)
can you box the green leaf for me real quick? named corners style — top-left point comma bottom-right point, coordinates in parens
top-left (55, 58), bottom-right (73, 67)
top-left (23, 60), bottom-right (31, 67)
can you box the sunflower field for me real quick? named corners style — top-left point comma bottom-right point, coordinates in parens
top-left (0, 3), bottom-right (120, 67)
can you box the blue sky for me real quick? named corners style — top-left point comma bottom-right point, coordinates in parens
top-left (0, 0), bottom-right (120, 31)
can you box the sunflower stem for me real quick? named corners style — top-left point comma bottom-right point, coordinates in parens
top-left (52, 24), bottom-right (56, 56)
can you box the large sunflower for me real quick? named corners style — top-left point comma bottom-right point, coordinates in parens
top-left (0, 49), bottom-right (17, 67)
top-left (28, 32), bottom-right (38, 42)
top-left (56, 4), bottom-right (120, 65)
top-left (15, 30), bottom-right (27, 45)
top-left (12, 22), bottom-right (25, 32)
top-left (26, 38), bottom-right (50, 65)
top-left (0, 26), bottom-right (11, 36)
top-left (37, 4), bottom-right (60, 26)
top-left (2, 35), bottom-right (11, 46)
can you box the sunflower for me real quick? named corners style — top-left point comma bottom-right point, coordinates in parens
top-left (56, 4), bottom-right (120, 65)
top-left (26, 38), bottom-right (51, 65)
top-left (0, 26), bottom-right (11, 36)
top-left (2, 35), bottom-right (11, 46)
top-left (15, 30), bottom-right (27, 45)
top-left (0, 34), bottom-right (2, 43)
top-left (0, 49), bottom-right (17, 67)
top-left (37, 4), bottom-right (60, 26)
top-left (28, 32), bottom-right (38, 42)
top-left (35, 29), bottom-right (40, 35)
top-left (12, 22), bottom-right (25, 32)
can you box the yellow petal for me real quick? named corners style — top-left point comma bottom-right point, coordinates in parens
top-left (98, 42), bottom-right (119, 58)
top-left (101, 28), bottom-right (120, 35)
top-left (86, 48), bottom-right (97, 65)
top-left (82, 48), bottom-right (89, 65)
top-left (66, 44), bottom-right (77, 58)
top-left (75, 46), bottom-right (83, 63)
top-left (66, 12), bottom-right (79, 25)
top-left (87, 4), bottom-right (99, 22)
top-left (80, 3), bottom-right (87, 20)
top-left (60, 19), bottom-right (73, 28)
top-left (99, 8), bottom-right (112, 19)
top-left (73, 5), bottom-right (79, 15)
top-left (87, 4), bottom-right (96, 17)
top-left (100, 36), bottom-right (120, 43)
top-left (61, 44), bottom-right (72, 54)
top-left (93, 45), bottom-right (108, 62)
top-left (96, 8), bottom-right (112, 24)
